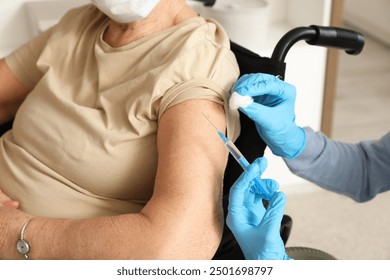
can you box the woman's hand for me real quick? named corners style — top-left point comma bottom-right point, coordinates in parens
top-left (0, 188), bottom-right (19, 209)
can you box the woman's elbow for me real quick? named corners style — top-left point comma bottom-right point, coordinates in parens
top-left (154, 212), bottom-right (224, 259)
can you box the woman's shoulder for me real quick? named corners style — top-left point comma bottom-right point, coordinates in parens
top-left (165, 17), bottom-right (237, 66)
top-left (56, 4), bottom-right (106, 29)
top-left (176, 17), bottom-right (231, 49)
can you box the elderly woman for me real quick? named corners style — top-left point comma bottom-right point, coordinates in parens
top-left (0, 0), bottom-right (240, 259)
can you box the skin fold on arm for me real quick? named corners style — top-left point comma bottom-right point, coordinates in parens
top-left (0, 99), bottom-right (229, 260)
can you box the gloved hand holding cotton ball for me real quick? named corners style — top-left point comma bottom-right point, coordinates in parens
top-left (230, 73), bottom-right (306, 159)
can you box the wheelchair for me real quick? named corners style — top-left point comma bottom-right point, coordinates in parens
top-left (0, 3), bottom-right (364, 260)
top-left (213, 24), bottom-right (364, 260)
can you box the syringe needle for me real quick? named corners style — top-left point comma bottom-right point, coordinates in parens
top-left (202, 113), bottom-right (229, 143)
top-left (202, 113), bottom-right (273, 200)
top-left (202, 113), bottom-right (219, 131)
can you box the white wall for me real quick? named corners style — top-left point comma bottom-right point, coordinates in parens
top-left (344, 0), bottom-right (390, 46)
top-left (0, 0), bottom-right (88, 56)
top-left (0, 0), bottom-right (52, 54)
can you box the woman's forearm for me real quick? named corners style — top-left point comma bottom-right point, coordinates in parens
top-left (28, 213), bottom-right (157, 259)
top-left (7, 201), bottom-right (222, 260)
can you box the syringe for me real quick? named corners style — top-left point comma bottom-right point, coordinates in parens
top-left (202, 114), bottom-right (273, 200)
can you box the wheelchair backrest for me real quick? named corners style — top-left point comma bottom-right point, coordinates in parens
top-left (222, 41), bottom-right (286, 196)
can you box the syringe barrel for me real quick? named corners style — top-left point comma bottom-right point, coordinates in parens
top-left (225, 140), bottom-right (272, 200)
top-left (225, 140), bottom-right (245, 163)
top-left (225, 141), bottom-right (247, 167)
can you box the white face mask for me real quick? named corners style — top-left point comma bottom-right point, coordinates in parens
top-left (91, 0), bottom-right (160, 23)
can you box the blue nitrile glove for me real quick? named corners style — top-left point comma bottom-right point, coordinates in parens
top-left (226, 157), bottom-right (292, 260)
top-left (232, 73), bottom-right (306, 159)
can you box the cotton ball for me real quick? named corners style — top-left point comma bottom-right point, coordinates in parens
top-left (229, 91), bottom-right (254, 110)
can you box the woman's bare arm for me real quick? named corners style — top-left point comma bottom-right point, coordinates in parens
top-left (0, 58), bottom-right (30, 124)
top-left (1, 99), bottom-right (229, 259)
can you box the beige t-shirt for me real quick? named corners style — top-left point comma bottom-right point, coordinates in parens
top-left (1, 5), bottom-right (240, 219)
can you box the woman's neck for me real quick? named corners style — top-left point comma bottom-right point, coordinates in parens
top-left (102, 0), bottom-right (198, 48)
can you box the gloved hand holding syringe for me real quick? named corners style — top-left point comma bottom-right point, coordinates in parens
top-left (202, 113), bottom-right (275, 201)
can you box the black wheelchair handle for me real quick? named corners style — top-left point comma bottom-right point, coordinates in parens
top-left (271, 25), bottom-right (365, 63)
top-left (307, 25), bottom-right (365, 55)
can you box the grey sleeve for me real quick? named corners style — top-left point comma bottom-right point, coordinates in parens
top-left (284, 127), bottom-right (390, 202)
